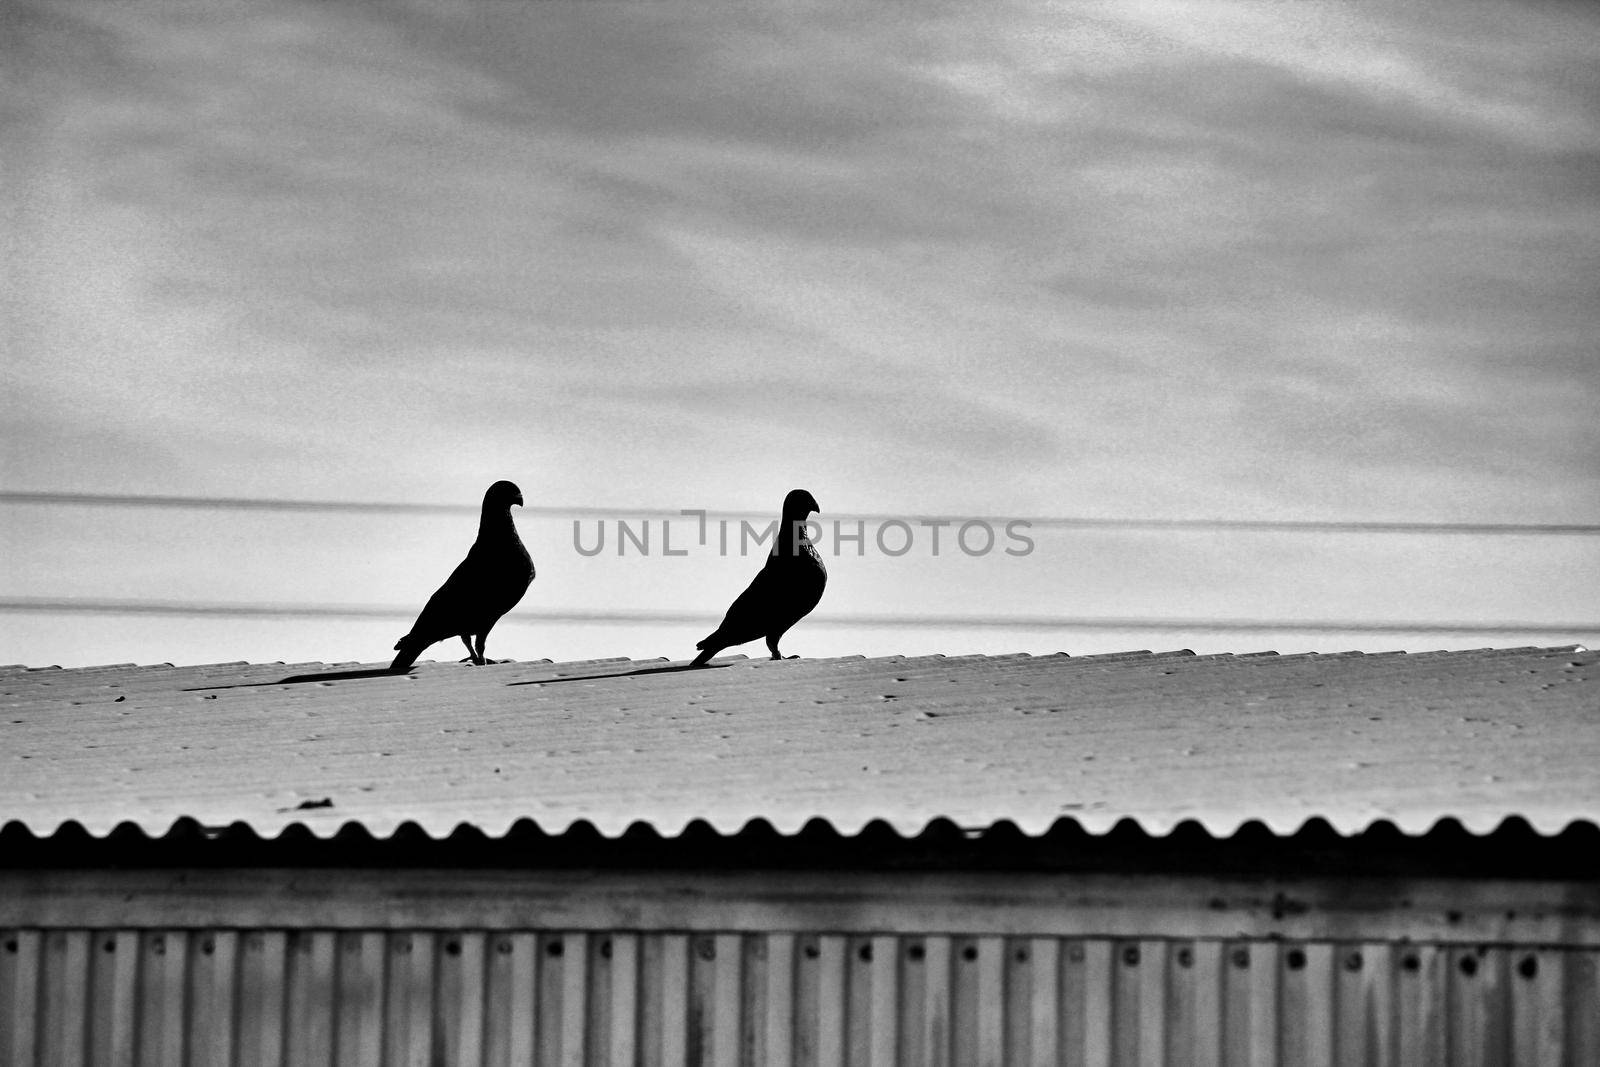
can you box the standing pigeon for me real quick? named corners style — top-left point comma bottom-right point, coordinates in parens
top-left (390, 480), bottom-right (535, 671)
top-left (692, 489), bottom-right (826, 665)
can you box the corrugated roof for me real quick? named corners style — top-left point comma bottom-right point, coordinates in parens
top-left (1, 647), bottom-right (1594, 840)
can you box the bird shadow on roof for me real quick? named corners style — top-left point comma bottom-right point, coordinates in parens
top-left (179, 662), bottom-right (728, 692)
top-left (183, 667), bottom-right (405, 691)
top-left (508, 663), bottom-right (729, 687)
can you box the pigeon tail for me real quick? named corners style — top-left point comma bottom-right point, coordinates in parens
top-left (390, 637), bottom-right (426, 672)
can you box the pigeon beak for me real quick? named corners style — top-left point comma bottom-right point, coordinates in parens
top-left (514, 494), bottom-right (524, 507)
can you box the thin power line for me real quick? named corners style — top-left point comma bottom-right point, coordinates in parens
top-left (3, 490), bottom-right (1598, 536)
top-left (0, 597), bottom-right (1592, 636)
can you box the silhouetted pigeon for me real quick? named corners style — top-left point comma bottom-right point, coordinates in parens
top-left (390, 480), bottom-right (535, 671)
top-left (692, 489), bottom-right (826, 665)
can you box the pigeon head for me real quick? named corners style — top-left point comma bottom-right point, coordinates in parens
top-left (782, 488), bottom-right (820, 518)
top-left (485, 480), bottom-right (524, 509)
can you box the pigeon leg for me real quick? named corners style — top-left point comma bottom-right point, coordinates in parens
top-left (769, 636), bottom-right (801, 660)
top-left (472, 633), bottom-right (490, 665)
top-left (458, 634), bottom-right (481, 664)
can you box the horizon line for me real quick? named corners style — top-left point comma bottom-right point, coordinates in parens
top-left (4, 491), bottom-right (1598, 536)
top-left (0, 597), bottom-right (1593, 636)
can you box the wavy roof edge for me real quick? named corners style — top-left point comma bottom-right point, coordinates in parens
top-left (5, 813), bottom-right (1597, 846)
top-left (6, 814), bottom-right (1599, 880)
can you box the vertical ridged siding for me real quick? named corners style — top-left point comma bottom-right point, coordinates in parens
top-left (4, 930), bottom-right (1597, 1065)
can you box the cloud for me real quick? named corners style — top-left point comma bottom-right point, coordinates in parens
top-left (3, 0), bottom-right (1597, 525)
top-left (1108, 0), bottom-right (1600, 150)
top-left (5, 0), bottom-right (1599, 670)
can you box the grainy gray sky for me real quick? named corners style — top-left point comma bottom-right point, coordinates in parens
top-left (3, 0), bottom-right (1598, 666)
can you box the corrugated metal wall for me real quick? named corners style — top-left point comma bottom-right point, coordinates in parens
top-left (4, 927), bottom-right (1598, 1066)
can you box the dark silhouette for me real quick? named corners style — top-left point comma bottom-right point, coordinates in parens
top-left (390, 480), bottom-right (535, 671)
top-left (508, 661), bottom-right (728, 687)
top-left (692, 488), bottom-right (826, 665)
top-left (183, 667), bottom-right (404, 691)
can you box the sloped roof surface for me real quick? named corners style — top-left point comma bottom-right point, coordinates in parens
top-left (1, 647), bottom-right (1594, 839)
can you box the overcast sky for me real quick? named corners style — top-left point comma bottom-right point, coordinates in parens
top-left (4, 0), bottom-right (1598, 666)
